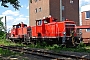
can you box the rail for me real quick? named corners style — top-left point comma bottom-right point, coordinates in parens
top-left (0, 46), bottom-right (89, 60)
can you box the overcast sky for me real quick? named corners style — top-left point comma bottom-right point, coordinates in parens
top-left (0, 0), bottom-right (90, 31)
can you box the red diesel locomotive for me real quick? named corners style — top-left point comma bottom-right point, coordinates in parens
top-left (9, 16), bottom-right (81, 46)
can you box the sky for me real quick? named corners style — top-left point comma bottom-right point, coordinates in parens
top-left (0, 0), bottom-right (29, 32)
top-left (0, 0), bottom-right (90, 32)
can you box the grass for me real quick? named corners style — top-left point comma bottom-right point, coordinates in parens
top-left (85, 46), bottom-right (90, 50)
top-left (0, 38), bottom-right (24, 46)
top-left (27, 42), bottom-right (90, 53)
top-left (0, 38), bottom-right (28, 60)
top-left (0, 38), bottom-right (90, 60)
top-left (0, 36), bottom-right (90, 60)
top-left (0, 48), bottom-right (22, 57)
top-left (0, 38), bottom-right (90, 53)
top-left (0, 38), bottom-right (23, 57)
top-left (0, 48), bottom-right (29, 60)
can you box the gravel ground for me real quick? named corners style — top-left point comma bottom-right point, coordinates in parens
top-left (60, 51), bottom-right (90, 59)
top-left (29, 48), bottom-right (90, 59)
top-left (18, 54), bottom-right (52, 60)
top-left (0, 54), bottom-right (52, 60)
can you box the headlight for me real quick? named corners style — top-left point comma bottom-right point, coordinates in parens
top-left (11, 34), bottom-right (13, 37)
top-left (79, 32), bottom-right (82, 35)
top-left (63, 32), bottom-right (66, 35)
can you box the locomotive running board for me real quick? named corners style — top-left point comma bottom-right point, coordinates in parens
top-left (32, 36), bottom-right (71, 38)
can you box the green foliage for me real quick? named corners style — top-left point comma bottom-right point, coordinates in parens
top-left (27, 42), bottom-right (90, 53)
top-left (28, 42), bottom-right (48, 48)
top-left (77, 42), bottom-right (86, 48)
top-left (0, 38), bottom-right (90, 53)
top-left (47, 44), bottom-right (60, 50)
top-left (0, 17), bottom-right (3, 26)
top-left (35, 42), bottom-right (42, 48)
top-left (0, 31), bottom-right (6, 40)
top-left (0, 0), bottom-right (21, 10)
top-left (0, 48), bottom-right (22, 57)
top-left (0, 17), bottom-right (6, 39)
top-left (0, 39), bottom-right (25, 46)
top-left (0, 31), bottom-right (5, 38)
top-left (0, 17), bottom-right (4, 31)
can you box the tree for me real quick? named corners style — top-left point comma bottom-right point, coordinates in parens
top-left (0, 0), bottom-right (21, 10)
top-left (0, 17), bottom-right (5, 37)
top-left (0, 17), bottom-right (4, 31)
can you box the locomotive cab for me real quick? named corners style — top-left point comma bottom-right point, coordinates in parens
top-left (34, 16), bottom-right (57, 37)
top-left (9, 22), bottom-right (28, 42)
top-left (36, 16), bottom-right (57, 26)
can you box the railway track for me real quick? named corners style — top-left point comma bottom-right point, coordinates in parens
top-left (0, 45), bottom-right (89, 60)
